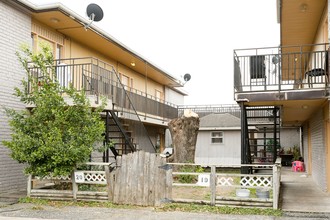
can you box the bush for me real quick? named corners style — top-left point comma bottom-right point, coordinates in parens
top-left (177, 164), bottom-right (204, 184)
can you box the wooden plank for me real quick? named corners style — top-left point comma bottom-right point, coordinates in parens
top-left (104, 165), bottom-right (111, 201)
top-left (113, 155), bottom-right (126, 204)
top-left (216, 196), bottom-right (273, 202)
top-left (210, 166), bottom-right (216, 206)
top-left (30, 196), bottom-right (72, 201)
top-left (109, 169), bottom-right (115, 202)
top-left (172, 183), bottom-right (199, 187)
top-left (120, 154), bottom-right (129, 204)
top-left (27, 175), bottom-right (32, 197)
top-left (171, 198), bottom-right (210, 205)
top-left (165, 163), bottom-right (173, 201)
top-left (31, 189), bottom-right (72, 194)
top-left (71, 172), bottom-right (77, 201)
top-left (216, 200), bottom-right (272, 207)
top-left (77, 191), bottom-right (108, 196)
top-left (124, 153), bottom-right (133, 204)
top-left (273, 164), bottom-right (280, 209)
top-left (85, 162), bottom-right (111, 166)
top-left (160, 158), bottom-right (167, 205)
top-left (148, 153), bottom-right (156, 206)
top-left (130, 152), bottom-right (139, 205)
top-left (143, 152), bottom-right (150, 206)
top-left (136, 151), bottom-right (145, 206)
top-left (112, 156), bottom-right (121, 204)
top-left (154, 155), bottom-right (163, 206)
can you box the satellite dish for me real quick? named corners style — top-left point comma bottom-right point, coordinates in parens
top-left (272, 55), bottom-right (279, 64)
top-left (85, 3), bottom-right (104, 30)
top-left (183, 73), bottom-right (191, 82)
top-left (86, 3), bottom-right (104, 21)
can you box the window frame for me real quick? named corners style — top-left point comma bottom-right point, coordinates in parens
top-left (210, 131), bottom-right (224, 144)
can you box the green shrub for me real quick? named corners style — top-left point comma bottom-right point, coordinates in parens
top-left (177, 164), bottom-right (204, 184)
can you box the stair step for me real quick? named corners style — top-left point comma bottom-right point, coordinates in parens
top-left (248, 123), bottom-right (279, 126)
top-left (246, 116), bottom-right (280, 119)
top-left (249, 138), bottom-right (280, 140)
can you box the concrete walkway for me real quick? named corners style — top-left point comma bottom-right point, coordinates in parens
top-left (280, 166), bottom-right (330, 213)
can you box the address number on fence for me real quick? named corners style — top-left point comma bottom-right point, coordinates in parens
top-left (74, 171), bottom-right (85, 183)
top-left (197, 174), bottom-right (210, 187)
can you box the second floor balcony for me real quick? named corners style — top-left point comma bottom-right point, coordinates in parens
top-left (27, 57), bottom-right (178, 122)
top-left (234, 43), bottom-right (329, 96)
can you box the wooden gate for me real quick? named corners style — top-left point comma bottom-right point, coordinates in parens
top-left (110, 151), bottom-right (172, 206)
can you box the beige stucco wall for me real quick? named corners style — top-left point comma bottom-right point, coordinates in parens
top-left (32, 21), bottom-right (166, 99)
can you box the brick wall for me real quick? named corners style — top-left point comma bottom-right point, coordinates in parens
top-left (310, 108), bottom-right (327, 191)
top-left (0, 1), bottom-right (31, 193)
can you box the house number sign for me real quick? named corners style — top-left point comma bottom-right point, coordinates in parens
top-left (74, 171), bottom-right (85, 183)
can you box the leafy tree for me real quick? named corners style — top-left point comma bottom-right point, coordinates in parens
top-left (3, 45), bottom-right (105, 177)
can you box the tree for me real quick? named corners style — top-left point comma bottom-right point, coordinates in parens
top-left (3, 45), bottom-right (105, 177)
top-left (168, 110), bottom-right (199, 163)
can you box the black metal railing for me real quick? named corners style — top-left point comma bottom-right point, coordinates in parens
top-left (178, 104), bottom-right (241, 118)
top-left (178, 104), bottom-right (278, 123)
top-left (27, 57), bottom-right (178, 120)
top-left (234, 43), bottom-right (329, 94)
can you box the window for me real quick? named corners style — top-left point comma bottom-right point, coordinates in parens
top-left (121, 75), bottom-right (129, 87)
top-left (211, 131), bottom-right (224, 144)
top-left (155, 90), bottom-right (162, 101)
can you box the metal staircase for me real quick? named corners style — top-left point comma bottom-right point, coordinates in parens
top-left (100, 66), bottom-right (156, 162)
top-left (241, 105), bottom-right (281, 168)
top-left (102, 110), bottom-right (136, 162)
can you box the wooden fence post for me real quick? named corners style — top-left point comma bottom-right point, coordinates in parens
top-left (105, 165), bottom-right (112, 201)
top-left (165, 164), bottom-right (173, 201)
top-left (72, 171), bottom-right (78, 201)
top-left (210, 166), bottom-right (216, 206)
top-left (273, 164), bottom-right (280, 209)
top-left (27, 175), bottom-right (32, 197)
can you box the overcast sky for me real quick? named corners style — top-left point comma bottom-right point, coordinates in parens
top-left (28, 0), bottom-right (280, 105)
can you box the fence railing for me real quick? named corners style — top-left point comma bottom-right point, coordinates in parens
top-left (234, 43), bottom-right (329, 94)
top-left (27, 162), bottom-right (112, 201)
top-left (26, 153), bottom-right (282, 209)
top-left (169, 160), bottom-right (281, 209)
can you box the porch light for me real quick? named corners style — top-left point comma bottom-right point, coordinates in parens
top-left (50, 18), bottom-right (60, 23)
top-left (130, 62), bottom-right (136, 67)
top-left (300, 4), bottom-right (308, 13)
top-left (302, 105), bottom-right (308, 109)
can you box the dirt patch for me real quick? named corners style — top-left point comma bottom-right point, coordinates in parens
top-left (172, 186), bottom-right (235, 201)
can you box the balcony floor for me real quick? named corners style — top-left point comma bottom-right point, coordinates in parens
top-left (280, 166), bottom-right (330, 214)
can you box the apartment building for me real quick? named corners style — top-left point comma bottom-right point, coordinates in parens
top-left (0, 0), bottom-right (185, 193)
top-left (234, 0), bottom-right (330, 191)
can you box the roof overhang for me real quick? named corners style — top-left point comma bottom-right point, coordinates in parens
top-left (236, 89), bottom-right (328, 127)
top-left (279, 0), bottom-right (327, 47)
top-left (10, 0), bottom-right (183, 88)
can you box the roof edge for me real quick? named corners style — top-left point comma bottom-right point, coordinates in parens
top-left (13, 0), bottom-right (183, 88)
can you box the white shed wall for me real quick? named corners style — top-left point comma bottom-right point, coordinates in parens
top-left (195, 130), bottom-right (241, 165)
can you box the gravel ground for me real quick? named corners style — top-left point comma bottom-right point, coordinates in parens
top-left (0, 203), bottom-right (330, 220)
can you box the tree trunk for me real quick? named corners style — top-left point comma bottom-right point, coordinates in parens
top-left (168, 110), bottom-right (199, 163)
